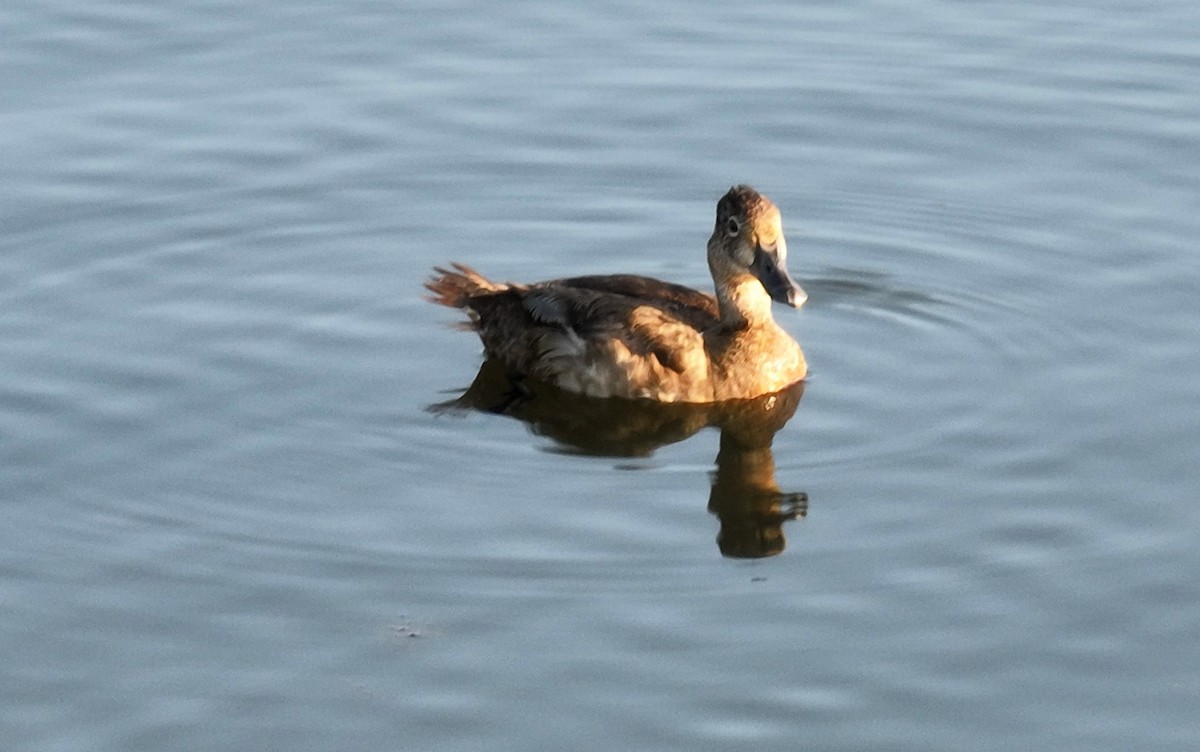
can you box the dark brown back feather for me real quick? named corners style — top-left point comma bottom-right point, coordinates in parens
top-left (553, 274), bottom-right (719, 331)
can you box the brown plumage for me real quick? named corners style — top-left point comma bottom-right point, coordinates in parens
top-left (425, 185), bottom-right (808, 403)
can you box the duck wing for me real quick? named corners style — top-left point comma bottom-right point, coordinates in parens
top-left (456, 276), bottom-right (711, 400)
top-left (519, 282), bottom-right (706, 375)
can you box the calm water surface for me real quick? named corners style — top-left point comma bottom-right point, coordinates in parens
top-left (3, 1), bottom-right (1199, 750)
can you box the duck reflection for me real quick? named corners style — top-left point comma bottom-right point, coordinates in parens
top-left (432, 359), bottom-right (809, 558)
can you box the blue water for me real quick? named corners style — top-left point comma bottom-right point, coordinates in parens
top-left (3, 1), bottom-right (1199, 750)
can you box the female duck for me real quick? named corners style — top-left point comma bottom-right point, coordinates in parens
top-left (425, 185), bottom-right (808, 403)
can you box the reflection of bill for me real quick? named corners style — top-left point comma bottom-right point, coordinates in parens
top-left (431, 360), bottom-right (809, 558)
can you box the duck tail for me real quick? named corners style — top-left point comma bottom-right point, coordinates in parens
top-left (424, 263), bottom-right (507, 309)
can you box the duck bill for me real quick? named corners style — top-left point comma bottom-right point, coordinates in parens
top-left (750, 244), bottom-right (807, 308)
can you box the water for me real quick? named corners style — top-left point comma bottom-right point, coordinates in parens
top-left (3, 1), bottom-right (1199, 749)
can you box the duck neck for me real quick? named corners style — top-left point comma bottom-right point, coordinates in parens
top-left (715, 275), bottom-right (775, 330)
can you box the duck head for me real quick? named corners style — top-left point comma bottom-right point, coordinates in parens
top-left (707, 185), bottom-right (807, 310)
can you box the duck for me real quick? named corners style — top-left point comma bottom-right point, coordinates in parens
top-left (424, 185), bottom-right (808, 403)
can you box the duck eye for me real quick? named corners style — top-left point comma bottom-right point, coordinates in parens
top-left (725, 217), bottom-right (740, 237)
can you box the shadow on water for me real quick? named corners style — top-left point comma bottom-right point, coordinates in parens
top-left (431, 359), bottom-right (809, 558)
